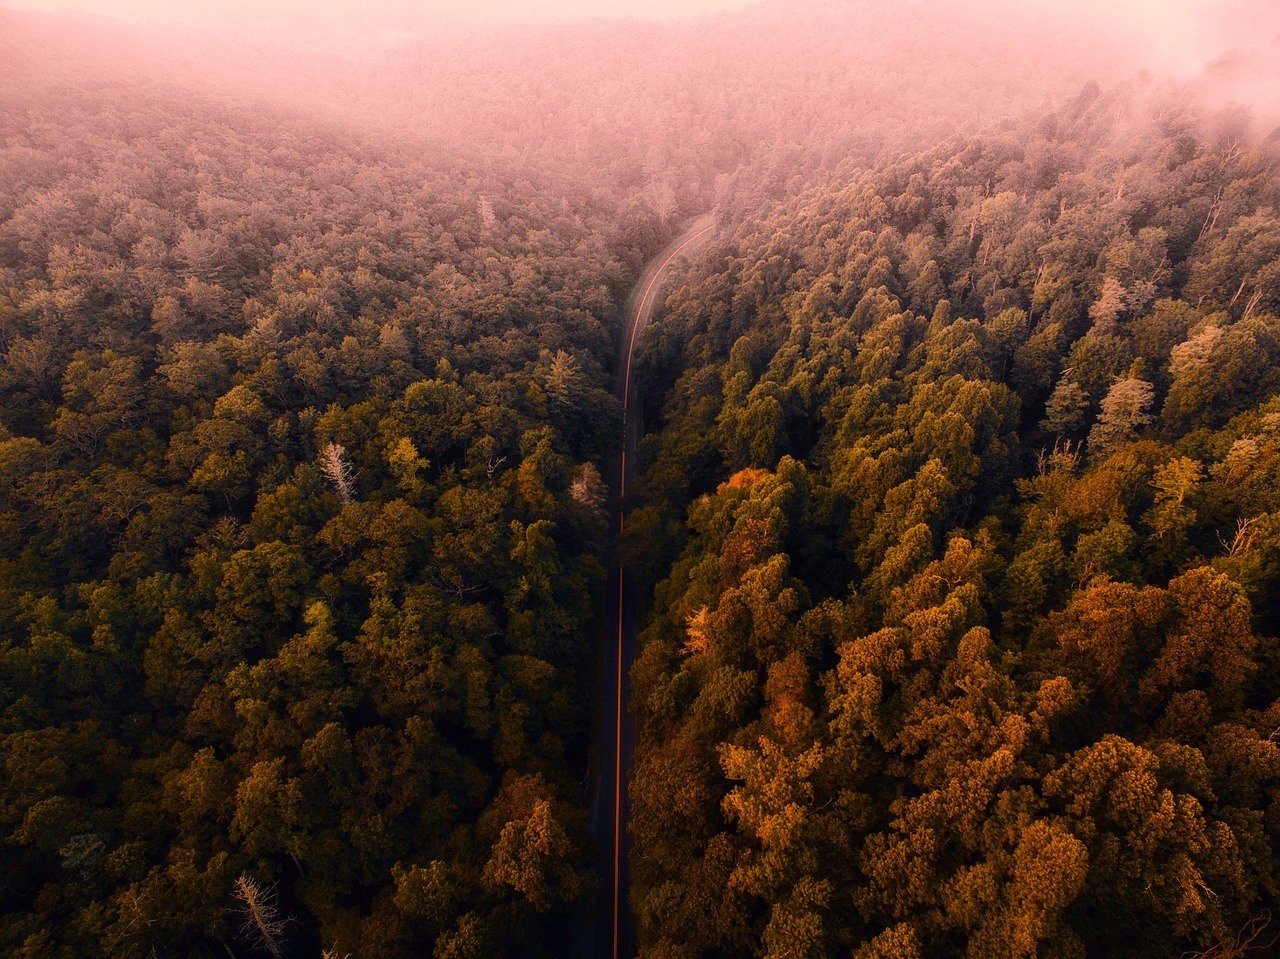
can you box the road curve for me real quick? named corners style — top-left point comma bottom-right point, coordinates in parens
top-left (590, 216), bottom-right (716, 959)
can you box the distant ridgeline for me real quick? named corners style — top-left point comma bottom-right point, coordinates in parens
top-left (627, 81), bottom-right (1280, 959)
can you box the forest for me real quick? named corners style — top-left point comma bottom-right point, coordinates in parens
top-left (629, 78), bottom-right (1280, 959)
top-left (0, 34), bottom-right (654, 958)
top-left (1, 1), bottom-right (1279, 957)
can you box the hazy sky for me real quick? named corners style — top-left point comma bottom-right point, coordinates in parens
top-left (8, 0), bottom-right (1279, 70)
top-left (9, 0), bottom-right (762, 24)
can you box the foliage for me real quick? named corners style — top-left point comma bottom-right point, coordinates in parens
top-left (0, 61), bottom-right (625, 959)
top-left (630, 82), bottom-right (1280, 959)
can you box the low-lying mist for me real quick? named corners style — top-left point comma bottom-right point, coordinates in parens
top-left (6, 0), bottom-right (1277, 225)
top-left (6, 0), bottom-right (1280, 142)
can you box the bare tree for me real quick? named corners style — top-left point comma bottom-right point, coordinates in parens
top-left (1036, 437), bottom-right (1081, 476)
top-left (233, 875), bottom-right (287, 958)
top-left (319, 442), bottom-right (355, 505)
top-left (1186, 912), bottom-right (1277, 959)
top-left (1218, 517), bottom-right (1259, 558)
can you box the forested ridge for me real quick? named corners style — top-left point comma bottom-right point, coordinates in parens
top-left (628, 81), bottom-right (1280, 958)
top-left (0, 58), bottom-right (670, 958)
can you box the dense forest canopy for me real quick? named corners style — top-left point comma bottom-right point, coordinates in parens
top-left (1, 1), bottom-right (1280, 957)
top-left (0, 37), bottom-right (647, 958)
top-left (629, 76), bottom-right (1280, 959)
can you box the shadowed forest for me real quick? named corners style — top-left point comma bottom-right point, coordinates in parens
top-left (1, 1), bottom-right (1280, 957)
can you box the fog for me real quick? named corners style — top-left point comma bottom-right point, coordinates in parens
top-left (7, 0), bottom-right (1279, 71)
top-left (1094, 0), bottom-right (1280, 71)
top-left (9, 0), bottom-right (761, 27)
top-left (3, 0), bottom-right (1279, 195)
top-left (9, 0), bottom-right (1280, 54)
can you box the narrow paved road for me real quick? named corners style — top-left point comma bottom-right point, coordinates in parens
top-left (590, 216), bottom-right (716, 959)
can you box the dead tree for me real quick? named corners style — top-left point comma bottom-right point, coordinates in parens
top-left (319, 442), bottom-right (355, 505)
top-left (1185, 912), bottom-right (1277, 959)
top-left (1218, 518), bottom-right (1258, 558)
top-left (233, 875), bottom-right (287, 958)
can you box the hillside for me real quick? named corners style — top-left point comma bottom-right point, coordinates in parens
top-left (628, 78), bottom-right (1280, 959)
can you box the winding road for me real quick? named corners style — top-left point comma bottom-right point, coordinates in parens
top-left (590, 217), bottom-right (716, 959)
